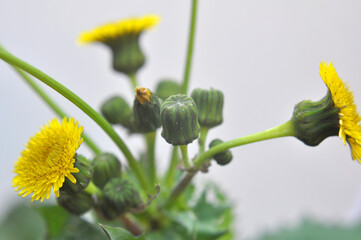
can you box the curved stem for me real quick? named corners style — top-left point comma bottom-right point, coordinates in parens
top-left (198, 127), bottom-right (209, 154)
top-left (13, 67), bottom-right (101, 154)
top-left (165, 120), bottom-right (296, 208)
top-left (145, 131), bottom-right (157, 185)
top-left (0, 46), bottom-right (151, 192)
top-left (84, 181), bottom-right (103, 197)
top-left (164, 146), bottom-right (179, 188)
top-left (181, 0), bottom-right (198, 95)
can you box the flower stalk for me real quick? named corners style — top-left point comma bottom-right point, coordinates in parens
top-left (165, 120), bottom-right (296, 207)
top-left (145, 131), bottom-right (157, 185)
top-left (0, 45), bottom-right (151, 192)
top-left (12, 66), bottom-right (101, 154)
top-left (181, 0), bottom-right (198, 95)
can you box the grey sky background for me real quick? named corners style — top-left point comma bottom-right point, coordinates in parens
top-left (1, 0), bottom-right (361, 238)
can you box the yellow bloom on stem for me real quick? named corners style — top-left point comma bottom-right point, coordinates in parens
top-left (319, 61), bottom-right (361, 161)
top-left (12, 117), bottom-right (84, 202)
top-left (78, 14), bottom-right (160, 44)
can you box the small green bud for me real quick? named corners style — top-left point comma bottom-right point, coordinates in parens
top-left (105, 35), bottom-right (145, 75)
top-left (155, 80), bottom-right (182, 99)
top-left (103, 178), bottom-right (142, 215)
top-left (191, 88), bottom-right (224, 128)
top-left (133, 87), bottom-right (162, 133)
top-left (57, 191), bottom-right (94, 215)
top-left (292, 91), bottom-right (339, 146)
top-left (100, 96), bottom-right (132, 126)
top-left (92, 153), bottom-right (121, 189)
top-left (161, 94), bottom-right (200, 146)
top-left (209, 139), bottom-right (233, 166)
top-left (61, 155), bottom-right (93, 193)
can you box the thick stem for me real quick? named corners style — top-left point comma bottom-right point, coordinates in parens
top-left (164, 171), bottom-right (195, 208)
top-left (198, 127), bottom-right (209, 154)
top-left (181, 0), bottom-right (198, 95)
top-left (163, 146), bottom-right (179, 188)
top-left (145, 131), bottom-right (157, 185)
top-left (0, 46), bottom-right (151, 192)
top-left (165, 120), bottom-right (296, 208)
top-left (179, 145), bottom-right (191, 168)
top-left (13, 67), bottom-right (101, 154)
top-left (119, 215), bottom-right (143, 237)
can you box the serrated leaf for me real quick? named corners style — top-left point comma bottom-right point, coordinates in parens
top-left (100, 224), bottom-right (146, 240)
top-left (169, 211), bottom-right (197, 237)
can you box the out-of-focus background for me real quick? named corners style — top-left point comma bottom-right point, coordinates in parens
top-left (1, 0), bottom-right (361, 239)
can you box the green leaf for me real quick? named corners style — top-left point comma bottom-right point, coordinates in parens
top-left (254, 219), bottom-right (361, 240)
top-left (191, 184), bottom-right (234, 240)
top-left (0, 204), bottom-right (46, 240)
top-left (169, 211), bottom-right (197, 237)
top-left (36, 205), bottom-right (106, 240)
top-left (100, 224), bottom-right (146, 240)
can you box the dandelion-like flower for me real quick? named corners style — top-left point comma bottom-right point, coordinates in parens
top-left (78, 15), bottom-right (160, 44)
top-left (12, 117), bottom-right (84, 202)
top-left (77, 15), bottom-right (160, 76)
top-left (319, 61), bottom-right (361, 161)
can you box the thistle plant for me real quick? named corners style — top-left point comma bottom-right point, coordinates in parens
top-left (1, 2), bottom-right (361, 240)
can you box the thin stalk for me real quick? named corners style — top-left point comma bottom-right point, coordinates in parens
top-left (0, 46), bottom-right (151, 192)
top-left (84, 181), bottom-right (103, 197)
top-left (164, 146), bottom-right (179, 188)
top-left (181, 0), bottom-right (198, 94)
top-left (13, 67), bottom-right (101, 154)
top-left (145, 131), bottom-right (157, 185)
top-left (129, 73), bottom-right (138, 90)
top-left (198, 127), bottom-right (209, 154)
top-left (164, 120), bottom-right (296, 208)
top-left (179, 145), bottom-right (191, 168)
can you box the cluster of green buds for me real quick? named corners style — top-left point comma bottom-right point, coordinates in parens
top-left (58, 153), bottom-right (142, 219)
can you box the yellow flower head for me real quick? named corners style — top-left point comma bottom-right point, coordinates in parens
top-left (319, 61), bottom-right (361, 162)
top-left (12, 117), bottom-right (84, 202)
top-left (78, 14), bottom-right (160, 44)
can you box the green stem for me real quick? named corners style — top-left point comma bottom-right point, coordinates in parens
top-left (181, 0), bottom-right (198, 95)
top-left (145, 131), bottom-right (157, 185)
top-left (164, 146), bottom-right (179, 188)
top-left (198, 127), bottom-right (209, 154)
top-left (84, 181), bottom-right (103, 197)
top-left (179, 145), bottom-right (191, 168)
top-left (13, 67), bottom-right (101, 154)
top-left (129, 73), bottom-right (138, 90)
top-left (165, 120), bottom-right (296, 208)
top-left (0, 46), bottom-right (151, 192)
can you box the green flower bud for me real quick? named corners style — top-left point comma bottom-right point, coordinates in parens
top-left (161, 94), bottom-right (200, 146)
top-left (133, 87), bottom-right (162, 133)
top-left (209, 139), bottom-right (233, 166)
top-left (103, 178), bottom-right (142, 215)
top-left (94, 197), bottom-right (119, 220)
top-left (292, 91), bottom-right (339, 146)
top-left (155, 80), bottom-right (182, 100)
top-left (61, 155), bottom-right (93, 193)
top-left (100, 96), bottom-right (132, 126)
top-left (106, 35), bottom-right (145, 76)
top-left (191, 88), bottom-right (224, 128)
top-left (92, 153), bottom-right (121, 189)
top-left (57, 191), bottom-right (94, 215)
